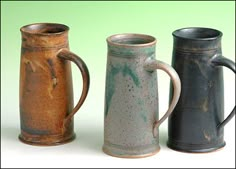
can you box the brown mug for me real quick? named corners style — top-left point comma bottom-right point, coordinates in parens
top-left (19, 23), bottom-right (90, 145)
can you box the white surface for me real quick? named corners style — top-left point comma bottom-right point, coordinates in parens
top-left (1, 120), bottom-right (235, 168)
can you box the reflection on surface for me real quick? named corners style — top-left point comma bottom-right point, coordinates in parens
top-left (1, 126), bottom-right (20, 142)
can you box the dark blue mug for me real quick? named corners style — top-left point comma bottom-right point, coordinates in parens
top-left (168, 27), bottom-right (235, 153)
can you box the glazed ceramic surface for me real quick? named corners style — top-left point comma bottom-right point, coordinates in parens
top-left (103, 33), bottom-right (181, 158)
top-left (19, 23), bottom-right (90, 145)
top-left (168, 27), bottom-right (235, 153)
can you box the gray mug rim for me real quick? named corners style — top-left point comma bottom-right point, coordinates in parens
top-left (172, 27), bottom-right (223, 41)
top-left (107, 33), bottom-right (156, 47)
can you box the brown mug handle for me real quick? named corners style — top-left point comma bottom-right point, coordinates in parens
top-left (57, 49), bottom-right (90, 127)
top-left (211, 55), bottom-right (235, 130)
top-left (144, 58), bottom-right (181, 138)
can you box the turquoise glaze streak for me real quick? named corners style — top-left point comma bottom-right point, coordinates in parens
top-left (105, 64), bottom-right (140, 117)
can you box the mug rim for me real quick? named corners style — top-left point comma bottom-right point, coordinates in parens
top-left (172, 27), bottom-right (223, 41)
top-left (20, 23), bottom-right (69, 36)
top-left (107, 33), bottom-right (156, 47)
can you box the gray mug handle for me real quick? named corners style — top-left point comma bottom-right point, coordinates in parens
top-left (211, 55), bottom-right (235, 130)
top-left (144, 58), bottom-right (181, 138)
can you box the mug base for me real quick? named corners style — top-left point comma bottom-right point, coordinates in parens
top-left (167, 141), bottom-right (226, 153)
top-left (18, 133), bottom-right (76, 146)
top-left (102, 144), bottom-right (160, 158)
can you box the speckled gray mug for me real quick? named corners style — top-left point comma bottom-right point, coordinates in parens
top-left (103, 33), bottom-right (181, 158)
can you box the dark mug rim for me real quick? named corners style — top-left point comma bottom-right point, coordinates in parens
top-left (20, 23), bottom-right (69, 36)
top-left (172, 27), bottom-right (223, 41)
top-left (107, 33), bottom-right (156, 47)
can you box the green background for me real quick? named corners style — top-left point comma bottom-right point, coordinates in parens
top-left (1, 1), bottom-right (235, 123)
top-left (1, 2), bottom-right (235, 167)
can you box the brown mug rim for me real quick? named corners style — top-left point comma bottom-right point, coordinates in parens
top-left (20, 23), bottom-right (69, 36)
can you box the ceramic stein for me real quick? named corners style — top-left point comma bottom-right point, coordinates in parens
top-left (168, 27), bottom-right (235, 153)
top-left (103, 33), bottom-right (181, 158)
top-left (19, 23), bottom-right (90, 145)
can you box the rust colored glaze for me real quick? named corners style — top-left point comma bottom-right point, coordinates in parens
top-left (19, 23), bottom-right (90, 146)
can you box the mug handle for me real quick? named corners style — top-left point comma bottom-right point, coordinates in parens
top-left (57, 49), bottom-right (90, 128)
top-left (144, 58), bottom-right (181, 138)
top-left (211, 55), bottom-right (235, 130)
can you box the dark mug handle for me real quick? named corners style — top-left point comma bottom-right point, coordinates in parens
top-left (211, 55), bottom-right (235, 130)
top-left (144, 58), bottom-right (181, 138)
top-left (57, 49), bottom-right (90, 128)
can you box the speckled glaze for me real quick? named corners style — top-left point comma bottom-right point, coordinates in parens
top-left (168, 27), bottom-right (235, 153)
top-left (19, 23), bottom-right (90, 145)
top-left (103, 34), bottom-right (181, 158)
